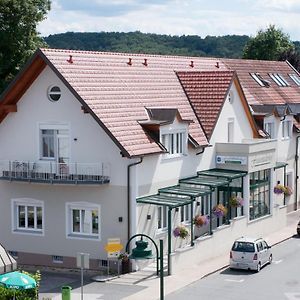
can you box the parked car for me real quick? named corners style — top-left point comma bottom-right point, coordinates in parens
top-left (297, 220), bottom-right (300, 236)
top-left (230, 237), bottom-right (272, 272)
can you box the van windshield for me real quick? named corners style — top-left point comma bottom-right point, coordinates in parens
top-left (232, 242), bottom-right (255, 253)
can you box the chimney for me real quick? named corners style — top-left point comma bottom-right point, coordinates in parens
top-left (127, 58), bottom-right (132, 66)
top-left (142, 58), bottom-right (148, 66)
top-left (189, 60), bottom-right (194, 68)
top-left (67, 55), bottom-right (73, 64)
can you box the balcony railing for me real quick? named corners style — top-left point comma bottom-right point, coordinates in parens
top-left (0, 160), bottom-right (110, 184)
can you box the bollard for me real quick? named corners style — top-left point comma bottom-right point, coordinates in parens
top-left (61, 286), bottom-right (72, 300)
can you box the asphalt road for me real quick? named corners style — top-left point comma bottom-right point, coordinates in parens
top-left (166, 236), bottom-right (300, 300)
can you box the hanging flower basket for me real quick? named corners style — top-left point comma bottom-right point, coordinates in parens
top-left (193, 214), bottom-right (209, 227)
top-left (273, 184), bottom-right (286, 195)
top-left (212, 204), bottom-right (228, 218)
top-left (229, 196), bottom-right (244, 208)
top-left (284, 186), bottom-right (293, 196)
top-left (173, 225), bottom-right (189, 239)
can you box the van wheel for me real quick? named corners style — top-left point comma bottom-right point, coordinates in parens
top-left (268, 254), bottom-right (273, 264)
top-left (256, 262), bottom-right (261, 273)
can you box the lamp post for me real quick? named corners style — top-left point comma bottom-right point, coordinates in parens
top-left (125, 234), bottom-right (164, 300)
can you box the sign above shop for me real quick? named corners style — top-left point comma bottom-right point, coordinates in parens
top-left (216, 155), bottom-right (247, 165)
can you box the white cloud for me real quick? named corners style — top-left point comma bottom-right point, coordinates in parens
top-left (38, 0), bottom-right (300, 40)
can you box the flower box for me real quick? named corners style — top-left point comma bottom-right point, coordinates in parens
top-left (229, 196), bottom-right (244, 208)
top-left (193, 214), bottom-right (209, 227)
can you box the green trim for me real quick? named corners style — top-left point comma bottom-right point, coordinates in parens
top-left (274, 162), bottom-right (288, 170)
top-left (197, 168), bottom-right (247, 180)
top-left (159, 185), bottom-right (211, 197)
top-left (180, 175), bottom-right (228, 188)
top-left (137, 194), bottom-right (192, 208)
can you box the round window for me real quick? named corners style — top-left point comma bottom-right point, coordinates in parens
top-left (47, 86), bottom-right (61, 102)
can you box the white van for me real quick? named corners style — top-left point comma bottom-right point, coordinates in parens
top-left (229, 237), bottom-right (272, 272)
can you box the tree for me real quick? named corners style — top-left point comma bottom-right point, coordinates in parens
top-left (0, 0), bottom-right (51, 93)
top-left (279, 48), bottom-right (300, 72)
top-left (243, 25), bottom-right (295, 60)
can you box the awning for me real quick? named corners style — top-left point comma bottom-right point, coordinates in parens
top-left (159, 184), bottom-right (211, 198)
top-left (274, 162), bottom-right (288, 170)
top-left (137, 194), bottom-right (193, 208)
top-left (0, 244), bottom-right (17, 274)
top-left (197, 168), bottom-right (247, 180)
top-left (179, 175), bottom-right (229, 188)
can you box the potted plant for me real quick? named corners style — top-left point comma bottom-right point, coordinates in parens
top-left (229, 196), bottom-right (244, 208)
top-left (212, 204), bottom-right (228, 218)
top-left (173, 225), bottom-right (189, 239)
top-left (118, 252), bottom-right (130, 274)
top-left (284, 186), bottom-right (293, 196)
top-left (273, 184), bottom-right (286, 194)
top-left (193, 214), bottom-right (209, 227)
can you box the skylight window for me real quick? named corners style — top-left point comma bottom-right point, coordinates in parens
top-left (250, 73), bottom-right (270, 87)
top-left (269, 73), bottom-right (289, 87)
top-left (289, 74), bottom-right (300, 86)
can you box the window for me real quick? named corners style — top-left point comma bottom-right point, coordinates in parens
top-left (289, 74), bottom-right (300, 86)
top-left (282, 120), bottom-right (291, 139)
top-left (200, 195), bottom-right (210, 215)
top-left (250, 73), bottom-right (270, 87)
top-left (228, 119), bottom-right (234, 142)
top-left (269, 73), bottom-right (289, 87)
top-left (249, 170), bottom-right (270, 220)
top-left (157, 206), bottom-right (167, 231)
top-left (12, 199), bottom-right (44, 234)
top-left (52, 255), bottom-right (63, 264)
top-left (181, 204), bottom-right (191, 223)
top-left (66, 203), bottom-right (100, 239)
top-left (285, 172), bottom-right (293, 194)
top-left (161, 131), bottom-right (186, 156)
top-left (47, 86), bottom-right (61, 102)
top-left (39, 124), bottom-right (69, 164)
top-left (264, 122), bottom-right (275, 139)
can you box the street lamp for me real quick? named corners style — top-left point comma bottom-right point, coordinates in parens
top-left (125, 234), bottom-right (164, 300)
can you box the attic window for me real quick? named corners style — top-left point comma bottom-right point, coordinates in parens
top-left (250, 73), bottom-right (270, 87)
top-left (47, 86), bottom-right (61, 102)
top-left (289, 74), bottom-right (300, 86)
top-left (269, 73), bottom-right (289, 87)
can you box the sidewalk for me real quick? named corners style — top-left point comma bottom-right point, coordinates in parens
top-left (113, 210), bottom-right (300, 300)
top-left (39, 210), bottom-right (300, 300)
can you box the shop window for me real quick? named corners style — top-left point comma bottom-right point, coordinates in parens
top-left (249, 170), bottom-right (270, 220)
top-left (157, 206), bottom-right (167, 231)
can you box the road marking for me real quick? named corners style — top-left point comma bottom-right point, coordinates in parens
top-left (285, 292), bottom-right (300, 299)
top-left (225, 279), bottom-right (244, 283)
top-left (273, 259), bottom-right (283, 264)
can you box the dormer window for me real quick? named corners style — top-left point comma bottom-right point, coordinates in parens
top-left (289, 74), bottom-right (300, 86)
top-left (269, 73), bottom-right (289, 87)
top-left (282, 120), bottom-right (291, 139)
top-left (161, 131), bottom-right (186, 155)
top-left (250, 73), bottom-right (270, 87)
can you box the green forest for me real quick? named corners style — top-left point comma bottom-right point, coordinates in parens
top-left (45, 31), bottom-right (300, 58)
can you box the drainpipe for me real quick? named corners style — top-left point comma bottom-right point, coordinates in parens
top-left (127, 157), bottom-right (143, 242)
top-left (295, 136), bottom-right (300, 210)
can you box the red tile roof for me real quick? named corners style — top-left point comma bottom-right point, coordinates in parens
top-left (222, 59), bottom-right (300, 106)
top-left (38, 49), bottom-right (228, 157)
top-left (177, 71), bottom-right (234, 139)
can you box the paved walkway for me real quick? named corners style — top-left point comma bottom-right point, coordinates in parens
top-left (39, 210), bottom-right (300, 300)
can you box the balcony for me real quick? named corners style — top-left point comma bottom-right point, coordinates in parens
top-left (0, 160), bottom-right (110, 184)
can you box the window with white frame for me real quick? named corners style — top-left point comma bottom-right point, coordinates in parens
top-left (66, 203), bottom-right (100, 239)
top-left (269, 73), bottom-right (289, 87)
top-left (181, 204), bottom-right (192, 223)
top-left (161, 131), bottom-right (186, 156)
top-left (157, 206), bottom-right (167, 231)
top-left (250, 73), bottom-right (270, 87)
top-left (12, 199), bottom-right (43, 234)
top-left (264, 122), bottom-right (275, 139)
top-left (289, 74), bottom-right (300, 86)
top-left (39, 124), bottom-right (69, 164)
top-left (282, 120), bottom-right (292, 139)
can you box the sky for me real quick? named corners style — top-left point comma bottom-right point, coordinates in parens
top-left (38, 0), bottom-right (300, 41)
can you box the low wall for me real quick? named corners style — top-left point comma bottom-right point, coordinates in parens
top-left (171, 206), bottom-right (287, 273)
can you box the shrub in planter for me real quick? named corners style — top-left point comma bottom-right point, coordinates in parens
top-left (229, 196), bottom-right (244, 208)
top-left (274, 184), bottom-right (286, 194)
top-left (173, 225), bottom-right (189, 239)
top-left (193, 214), bottom-right (209, 227)
top-left (212, 204), bottom-right (228, 218)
